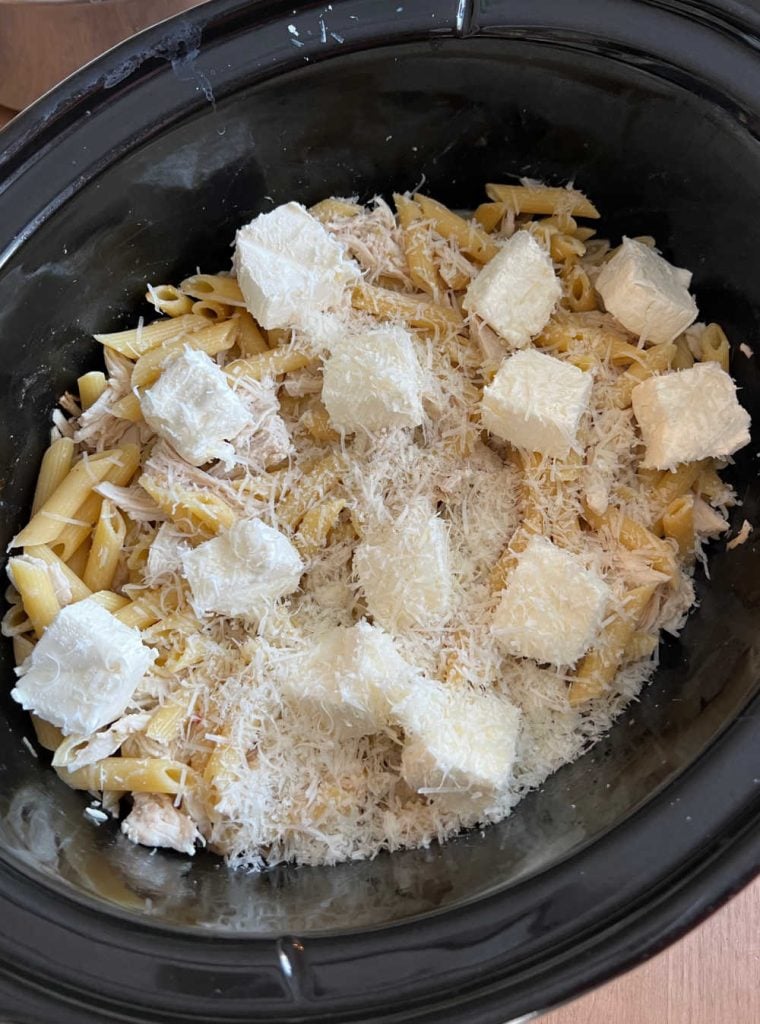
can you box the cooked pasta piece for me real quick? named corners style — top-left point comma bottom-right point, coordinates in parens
top-left (225, 349), bottom-right (312, 381)
top-left (24, 544), bottom-right (91, 602)
top-left (486, 183), bottom-right (600, 218)
top-left (31, 714), bottom-right (63, 752)
top-left (180, 273), bottom-right (246, 306)
top-left (699, 322), bottom-right (730, 372)
top-left (351, 281), bottom-right (463, 334)
top-left (139, 475), bottom-right (236, 535)
top-left (11, 445), bottom-right (139, 551)
top-left (295, 497), bottom-right (347, 557)
top-left (662, 495), bottom-right (695, 555)
top-left (393, 192), bottom-right (441, 296)
top-left (191, 299), bottom-right (233, 322)
top-left (146, 284), bottom-right (194, 318)
top-left (77, 371), bottom-right (108, 411)
top-left (233, 310), bottom-right (269, 355)
top-left (568, 584), bottom-right (658, 705)
top-left (276, 452), bottom-right (345, 530)
top-left (414, 193), bottom-right (499, 264)
top-left (59, 758), bottom-right (192, 794)
top-left (31, 437), bottom-right (75, 514)
top-left (8, 557), bottom-right (60, 637)
top-left (131, 320), bottom-right (237, 388)
top-left (83, 501), bottom-right (126, 592)
top-left (94, 313), bottom-right (207, 359)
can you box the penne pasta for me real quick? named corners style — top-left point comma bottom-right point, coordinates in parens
top-left (698, 322), bottom-right (730, 372)
top-left (83, 500), bottom-right (126, 592)
top-left (94, 313), bottom-right (208, 359)
top-left (568, 584), bottom-right (658, 705)
top-left (583, 504), bottom-right (676, 576)
top-left (301, 402), bottom-right (340, 444)
top-left (662, 494), bottom-right (695, 555)
top-left (11, 446), bottom-right (139, 551)
top-left (309, 197), bottom-right (361, 222)
top-left (276, 452), bottom-right (345, 531)
top-left (351, 282), bottom-right (463, 334)
top-left (66, 539), bottom-right (91, 579)
top-left (59, 757), bottom-right (193, 794)
top-left (77, 371), bottom-right (108, 411)
top-left (8, 556), bottom-right (60, 637)
top-left (393, 192), bottom-right (441, 297)
top-left (562, 265), bottom-right (597, 312)
top-left (146, 284), bottom-right (194, 318)
top-left (671, 334), bottom-right (695, 370)
top-left (31, 714), bottom-right (64, 752)
top-left (111, 393), bottom-right (143, 422)
top-left (473, 201), bottom-right (507, 233)
top-left (414, 193), bottom-right (499, 264)
top-left (180, 273), bottom-right (246, 306)
top-left (145, 698), bottom-right (191, 743)
top-left (113, 595), bottom-right (163, 630)
top-left (225, 349), bottom-right (312, 381)
top-left (649, 459), bottom-right (708, 530)
top-left (31, 437), bottom-right (75, 514)
top-left (191, 299), bottom-right (233, 322)
top-left (486, 183), bottom-right (600, 219)
top-left (139, 474), bottom-right (235, 535)
top-left (232, 310), bottom-right (269, 356)
top-left (24, 544), bottom-right (91, 603)
top-left (13, 634), bottom-right (35, 665)
top-left (88, 590), bottom-right (130, 614)
top-left (295, 497), bottom-right (347, 557)
top-left (131, 320), bottom-right (237, 389)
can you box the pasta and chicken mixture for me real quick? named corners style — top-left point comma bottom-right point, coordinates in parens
top-left (3, 182), bottom-right (752, 869)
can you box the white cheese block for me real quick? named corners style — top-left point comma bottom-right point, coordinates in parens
top-left (481, 349), bottom-right (592, 457)
top-left (12, 599), bottom-right (155, 736)
top-left (463, 230), bottom-right (561, 347)
top-left (631, 362), bottom-right (751, 470)
top-left (182, 518), bottom-right (303, 619)
top-left (322, 326), bottom-right (424, 433)
top-left (141, 349), bottom-right (250, 468)
top-left (233, 202), bottom-right (359, 330)
top-left (282, 621), bottom-right (414, 738)
top-left (596, 237), bottom-right (698, 344)
top-left (491, 535), bottom-right (610, 667)
top-left (396, 681), bottom-right (520, 794)
top-left (354, 506), bottom-right (452, 632)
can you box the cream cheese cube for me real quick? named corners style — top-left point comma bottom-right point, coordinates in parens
top-left (233, 202), bottom-right (359, 330)
top-left (182, 518), bottom-right (303, 619)
top-left (141, 349), bottom-right (250, 468)
top-left (283, 622), bottom-right (414, 738)
top-left (354, 506), bottom-right (452, 632)
top-left (631, 362), bottom-right (751, 470)
top-left (12, 599), bottom-right (155, 736)
top-left (322, 326), bottom-right (425, 433)
top-left (596, 237), bottom-right (698, 344)
top-left (463, 230), bottom-right (561, 347)
top-left (481, 349), bottom-right (592, 457)
top-left (396, 681), bottom-right (520, 794)
top-left (491, 535), bottom-right (610, 667)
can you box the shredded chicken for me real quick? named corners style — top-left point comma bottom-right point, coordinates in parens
top-left (120, 793), bottom-right (200, 855)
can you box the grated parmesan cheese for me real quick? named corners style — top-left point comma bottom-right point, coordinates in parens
top-left (7, 183), bottom-right (750, 872)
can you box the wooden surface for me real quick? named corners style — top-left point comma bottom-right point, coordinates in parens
top-left (0, 0), bottom-right (201, 110)
top-left (537, 875), bottom-right (760, 1023)
top-left (1, 16), bottom-right (759, 1024)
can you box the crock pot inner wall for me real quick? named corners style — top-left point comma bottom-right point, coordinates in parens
top-left (1, 37), bottom-right (759, 935)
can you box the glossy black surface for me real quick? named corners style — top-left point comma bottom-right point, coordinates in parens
top-left (1, 1), bottom-right (760, 1021)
